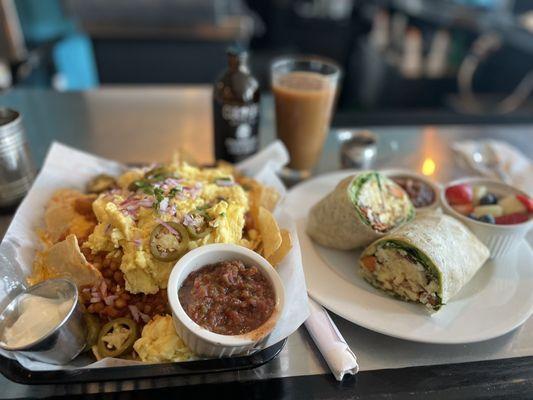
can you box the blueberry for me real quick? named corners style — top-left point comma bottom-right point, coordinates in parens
top-left (479, 193), bottom-right (498, 205)
top-left (468, 213), bottom-right (478, 220)
top-left (478, 214), bottom-right (495, 224)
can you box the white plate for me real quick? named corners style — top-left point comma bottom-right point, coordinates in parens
top-left (284, 170), bottom-right (533, 344)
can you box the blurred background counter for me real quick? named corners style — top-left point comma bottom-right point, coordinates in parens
top-left (3, 0), bottom-right (533, 121)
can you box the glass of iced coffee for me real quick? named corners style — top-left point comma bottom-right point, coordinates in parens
top-left (271, 56), bottom-right (341, 181)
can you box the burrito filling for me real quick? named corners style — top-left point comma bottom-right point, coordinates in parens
top-left (360, 241), bottom-right (442, 310)
top-left (350, 173), bottom-right (414, 233)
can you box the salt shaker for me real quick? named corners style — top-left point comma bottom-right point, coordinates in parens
top-left (338, 130), bottom-right (377, 169)
top-left (0, 108), bottom-right (35, 208)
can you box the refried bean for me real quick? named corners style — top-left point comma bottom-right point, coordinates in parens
top-left (392, 177), bottom-right (435, 208)
top-left (178, 260), bottom-right (275, 336)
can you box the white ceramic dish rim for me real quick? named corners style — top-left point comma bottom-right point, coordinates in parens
top-left (441, 177), bottom-right (533, 231)
top-left (167, 243), bottom-right (285, 347)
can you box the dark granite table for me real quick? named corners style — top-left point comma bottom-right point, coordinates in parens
top-left (0, 87), bottom-right (532, 399)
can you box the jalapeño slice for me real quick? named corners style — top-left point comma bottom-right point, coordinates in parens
top-left (87, 174), bottom-right (116, 194)
top-left (97, 317), bottom-right (138, 358)
top-left (150, 222), bottom-right (189, 262)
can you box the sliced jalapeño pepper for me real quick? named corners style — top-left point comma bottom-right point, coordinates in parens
top-left (83, 313), bottom-right (101, 352)
top-left (186, 225), bottom-right (213, 240)
top-left (145, 167), bottom-right (173, 183)
top-left (97, 317), bottom-right (138, 358)
top-left (150, 222), bottom-right (189, 262)
top-left (87, 174), bottom-right (116, 194)
top-left (184, 213), bottom-right (213, 240)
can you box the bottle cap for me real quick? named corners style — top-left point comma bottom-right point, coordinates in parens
top-left (227, 44), bottom-right (248, 60)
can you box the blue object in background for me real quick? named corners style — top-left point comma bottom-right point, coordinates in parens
top-left (53, 34), bottom-right (98, 90)
top-left (15, 0), bottom-right (99, 90)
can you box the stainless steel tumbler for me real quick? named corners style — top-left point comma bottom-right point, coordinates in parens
top-left (0, 108), bottom-right (34, 207)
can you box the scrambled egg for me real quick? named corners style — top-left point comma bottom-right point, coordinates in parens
top-left (84, 162), bottom-right (249, 294)
top-left (133, 315), bottom-right (193, 363)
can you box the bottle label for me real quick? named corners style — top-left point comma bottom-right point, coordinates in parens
top-left (221, 104), bottom-right (259, 125)
top-left (214, 102), bottom-right (259, 162)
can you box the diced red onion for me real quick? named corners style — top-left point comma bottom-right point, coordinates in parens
top-left (182, 214), bottom-right (195, 227)
top-left (133, 238), bottom-right (142, 249)
top-left (164, 178), bottom-right (184, 187)
top-left (100, 280), bottom-right (108, 297)
top-left (139, 312), bottom-right (151, 323)
top-left (167, 204), bottom-right (177, 216)
top-left (155, 218), bottom-right (180, 237)
top-left (103, 295), bottom-right (118, 306)
top-left (120, 197), bottom-right (137, 207)
top-left (159, 197), bottom-right (169, 212)
top-left (183, 213), bottom-right (204, 228)
top-left (137, 198), bottom-right (155, 208)
top-left (128, 305), bottom-right (140, 322)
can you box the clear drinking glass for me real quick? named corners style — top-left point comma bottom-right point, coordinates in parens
top-left (271, 56), bottom-right (341, 181)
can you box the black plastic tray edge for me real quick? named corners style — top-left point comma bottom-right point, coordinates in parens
top-left (0, 339), bottom-right (286, 385)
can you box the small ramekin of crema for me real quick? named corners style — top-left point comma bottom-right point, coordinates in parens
top-left (0, 278), bottom-right (86, 364)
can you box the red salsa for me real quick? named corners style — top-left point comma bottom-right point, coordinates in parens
top-left (178, 260), bottom-right (275, 336)
top-left (392, 176), bottom-right (435, 208)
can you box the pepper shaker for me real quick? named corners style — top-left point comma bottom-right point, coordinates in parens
top-left (0, 108), bottom-right (35, 208)
top-left (338, 130), bottom-right (378, 169)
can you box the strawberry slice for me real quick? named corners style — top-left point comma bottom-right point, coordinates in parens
top-left (452, 203), bottom-right (474, 216)
top-left (495, 212), bottom-right (530, 225)
top-left (445, 184), bottom-right (473, 205)
top-left (516, 194), bottom-right (533, 213)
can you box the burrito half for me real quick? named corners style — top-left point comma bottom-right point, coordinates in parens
top-left (307, 171), bottom-right (414, 249)
top-left (359, 214), bottom-right (490, 311)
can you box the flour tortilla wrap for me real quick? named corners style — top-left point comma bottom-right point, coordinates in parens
top-left (306, 172), bottom-right (414, 250)
top-left (360, 213), bottom-right (490, 311)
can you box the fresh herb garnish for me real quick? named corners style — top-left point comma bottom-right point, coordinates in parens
top-left (131, 179), bottom-right (154, 195)
top-left (168, 187), bottom-right (182, 198)
top-left (150, 187), bottom-right (165, 210)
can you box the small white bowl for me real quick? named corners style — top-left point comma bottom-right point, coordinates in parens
top-left (382, 169), bottom-right (441, 212)
top-left (167, 244), bottom-right (285, 358)
top-left (441, 177), bottom-right (532, 259)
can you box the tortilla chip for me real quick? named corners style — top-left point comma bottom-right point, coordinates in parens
top-left (44, 189), bottom-right (97, 244)
top-left (29, 234), bottom-right (102, 287)
top-left (257, 207), bottom-right (282, 259)
top-left (248, 184), bottom-right (262, 223)
top-left (267, 229), bottom-right (292, 267)
top-left (216, 160), bottom-right (236, 175)
top-left (259, 187), bottom-right (280, 212)
top-left (238, 176), bottom-right (280, 226)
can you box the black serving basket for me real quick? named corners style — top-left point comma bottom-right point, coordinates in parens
top-left (0, 339), bottom-right (286, 384)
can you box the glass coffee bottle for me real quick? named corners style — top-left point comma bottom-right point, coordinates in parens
top-left (213, 46), bottom-right (260, 163)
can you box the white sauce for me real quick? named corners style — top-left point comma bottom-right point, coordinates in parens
top-left (2, 295), bottom-right (73, 348)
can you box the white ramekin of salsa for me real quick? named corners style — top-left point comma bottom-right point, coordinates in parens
top-left (167, 243), bottom-right (285, 358)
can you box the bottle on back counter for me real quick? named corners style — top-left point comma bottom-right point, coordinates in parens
top-left (213, 45), bottom-right (260, 163)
